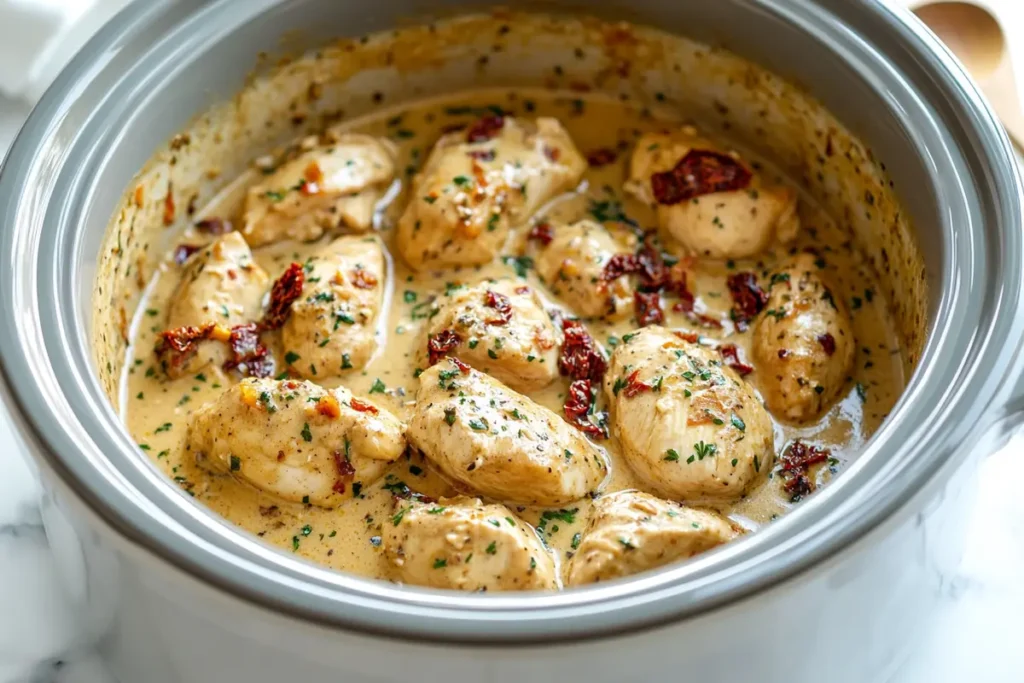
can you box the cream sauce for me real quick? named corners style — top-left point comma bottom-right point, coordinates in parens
top-left (122, 88), bottom-right (903, 583)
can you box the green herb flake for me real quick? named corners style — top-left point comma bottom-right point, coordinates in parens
top-left (392, 506), bottom-right (410, 526)
top-left (230, 455), bottom-right (241, 471)
top-left (664, 448), bottom-right (680, 462)
top-left (694, 441), bottom-right (717, 460)
top-left (486, 541), bottom-right (498, 555)
top-left (370, 378), bottom-right (386, 394)
top-left (284, 351), bottom-right (301, 365)
top-left (301, 422), bottom-right (313, 442)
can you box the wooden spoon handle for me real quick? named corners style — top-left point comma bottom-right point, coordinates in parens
top-left (911, 0), bottom-right (1024, 149)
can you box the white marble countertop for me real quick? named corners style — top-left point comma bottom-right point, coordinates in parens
top-left (3, 9), bottom-right (1024, 674)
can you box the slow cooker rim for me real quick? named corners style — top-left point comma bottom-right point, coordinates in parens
top-left (1, 0), bottom-right (1022, 643)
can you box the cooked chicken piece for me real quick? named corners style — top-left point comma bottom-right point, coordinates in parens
top-left (421, 280), bottom-right (559, 393)
top-left (626, 128), bottom-right (799, 259)
top-left (530, 219), bottom-right (634, 320)
top-left (242, 134), bottom-right (397, 247)
top-left (187, 378), bottom-right (405, 507)
top-left (281, 236), bottom-right (385, 378)
top-left (164, 232), bottom-right (269, 377)
top-left (603, 326), bottom-right (773, 503)
top-left (396, 117), bottom-right (586, 271)
top-left (567, 490), bottom-right (738, 585)
top-left (751, 253), bottom-right (856, 423)
top-left (384, 496), bottom-right (557, 591)
top-left (409, 359), bottom-right (608, 506)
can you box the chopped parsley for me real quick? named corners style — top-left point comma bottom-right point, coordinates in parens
top-left (693, 441), bottom-right (717, 460)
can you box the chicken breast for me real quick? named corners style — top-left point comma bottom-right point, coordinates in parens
top-left (396, 116), bottom-right (586, 271)
top-left (242, 133), bottom-right (397, 247)
top-left (281, 236), bottom-right (385, 378)
top-left (409, 359), bottom-right (608, 506)
top-left (420, 280), bottom-right (559, 393)
top-left (604, 326), bottom-right (773, 503)
top-left (626, 128), bottom-right (799, 259)
top-left (163, 232), bottom-right (269, 377)
top-left (384, 496), bottom-right (558, 591)
top-left (751, 253), bottom-right (856, 423)
top-left (531, 219), bottom-right (634, 320)
top-left (567, 490), bottom-right (739, 585)
top-left (187, 378), bottom-right (405, 507)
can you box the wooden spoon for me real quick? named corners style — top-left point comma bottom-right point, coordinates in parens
top-left (913, 1), bottom-right (1024, 149)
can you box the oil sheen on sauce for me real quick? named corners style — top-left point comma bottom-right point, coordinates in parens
top-left (122, 88), bottom-right (903, 584)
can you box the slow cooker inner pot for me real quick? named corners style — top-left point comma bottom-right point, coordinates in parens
top-left (88, 8), bottom-right (929, 587)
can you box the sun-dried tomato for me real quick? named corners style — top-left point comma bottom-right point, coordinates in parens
top-left (674, 331), bottom-right (699, 344)
top-left (781, 441), bottom-right (831, 473)
top-left (719, 344), bottom-right (754, 377)
top-left (671, 270), bottom-right (723, 328)
top-left (427, 329), bottom-right (461, 365)
top-left (223, 322), bottom-right (274, 378)
top-left (173, 244), bottom-right (202, 265)
top-left (634, 291), bottom-right (664, 327)
top-left (636, 244), bottom-right (669, 291)
top-left (727, 272), bottom-right (768, 332)
top-left (349, 397), bottom-right (379, 415)
top-left (817, 333), bottom-right (836, 356)
top-left (261, 262), bottom-right (304, 331)
top-left (780, 440), bottom-right (832, 501)
top-left (650, 149), bottom-right (752, 205)
top-left (451, 357), bottom-right (471, 374)
top-left (621, 369), bottom-right (652, 398)
top-left (558, 319), bottom-right (607, 382)
top-left (601, 253), bottom-right (641, 283)
top-left (527, 222), bottom-right (554, 246)
top-left (563, 379), bottom-right (608, 439)
top-left (468, 149), bottom-right (496, 162)
top-left (586, 148), bottom-right (618, 167)
top-left (484, 290), bottom-right (512, 325)
top-left (332, 451), bottom-right (356, 494)
top-left (543, 145), bottom-right (561, 162)
top-left (194, 218), bottom-right (232, 235)
top-left (465, 115), bottom-right (505, 142)
top-left (350, 268), bottom-right (378, 290)
top-left (155, 324), bottom-right (215, 374)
